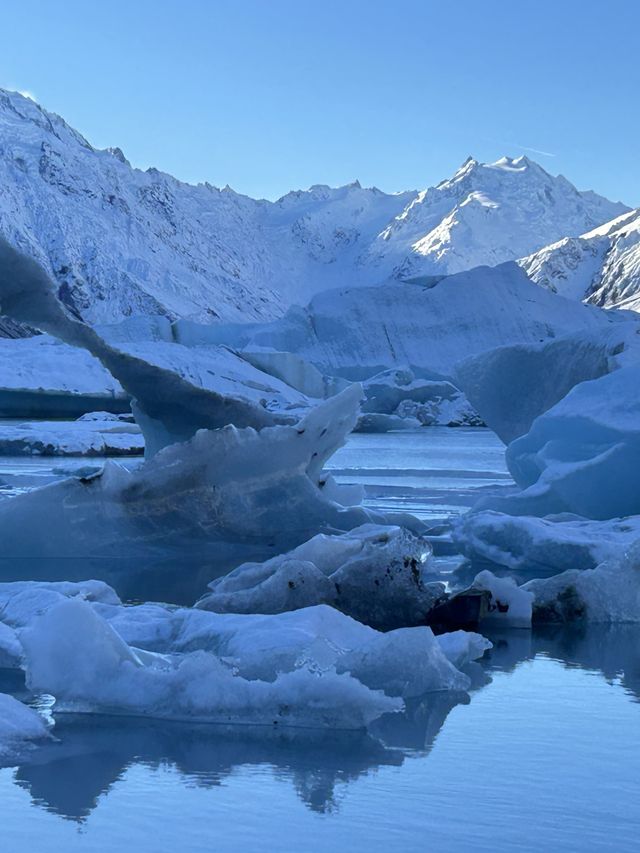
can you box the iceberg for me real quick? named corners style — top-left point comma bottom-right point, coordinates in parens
top-left (0, 413), bottom-right (143, 457)
top-left (356, 368), bottom-right (482, 431)
top-left (174, 263), bottom-right (612, 382)
top-left (0, 694), bottom-right (52, 764)
top-left (197, 524), bottom-right (443, 630)
top-left (0, 384), bottom-right (399, 602)
top-left (0, 335), bottom-right (128, 419)
top-left (453, 511), bottom-right (640, 578)
top-left (526, 541), bottom-right (640, 624)
top-left (0, 238), bottom-right (316, 457)
top-left (455, 321), bottom-right (640, 444)
top-left (477, 365), bottom-right (640, 519)
top-left (21, 598), bottom-right (402, 730)
top-left (19, 597), bottom-right (488, 729)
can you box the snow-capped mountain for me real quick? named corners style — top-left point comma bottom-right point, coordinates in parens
top-left (0, 88), bottom-right (629, 324)
top-left (363, 156), bottom-right (629, 280)
top-left (520, 208), bottom-right (640, 312)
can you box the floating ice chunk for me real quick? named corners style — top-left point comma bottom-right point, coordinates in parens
top-left (22, 599), bottom-right (401, 729)
top-left (471, 570), bottom-right (534, 628)
top-left (361, 369), bottom-right (458, 414)
top-left (336, 627), bottom-right (471, 697)
top-left (0, 693), bottom-right (52, 763)
top-left (436, 630), bottom-right (493, 670)
top-left (394, 396), bottom-right (484, 428)
top-left (0, 417), bottom-right (143, 457)
top-left (0, 580), bottom-right (121, 629)
top-left (478, 365), bottom-right (640, 519)
top-left (0, 386), bottom-right (389, 601)
top-left (356, 368), bottom-right (483, 431)
top-left (198, 525), bottom-right (441, 630)
top-left (453, 511), bottom-right (640, 577)
top-left (458, 319), bottom-right (640, 443)
top-left (0, 622), bottom-right (22, 668)
top-left (356, 412), bottom-right (422, 432)
top-left (0, 239), bottom-right (316, 456)
top-left (526, 540), bottom-right (640, 623)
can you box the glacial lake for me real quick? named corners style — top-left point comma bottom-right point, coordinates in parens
top-left (2, 428), bottom-right (639, 852)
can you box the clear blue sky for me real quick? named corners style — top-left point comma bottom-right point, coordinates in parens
top-left (2, 0), bottom-right (638, 204)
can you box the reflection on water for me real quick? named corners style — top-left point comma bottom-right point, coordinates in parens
top-left (2, 624), bottom-right (639, 844)
top-left (485, 623), bottom-right (640, 701)
top-left (1, 430), bottom-right (639, 851)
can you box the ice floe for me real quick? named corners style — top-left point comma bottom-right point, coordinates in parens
top-left (0, 693), bottom-right (52, 763)
top-left (0, 413), bottom-right (143, 457)
top-left (453, 511), bottom-right (640, 578)
top-left (17, 596), bottom-right (489, 729)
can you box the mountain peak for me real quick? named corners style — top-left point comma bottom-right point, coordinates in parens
top-left (0, 89), bottom-right (631, 324)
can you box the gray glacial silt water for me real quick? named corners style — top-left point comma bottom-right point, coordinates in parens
top-left (1, 429), bottom-right (638, 851)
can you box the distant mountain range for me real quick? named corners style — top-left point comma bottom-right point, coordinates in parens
top-left (520, 209), bottom-right (640, 313)
top-left (0, 88), bottom-right (633, 325)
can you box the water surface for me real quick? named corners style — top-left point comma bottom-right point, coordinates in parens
top-left (2, 428), bottom-right (638, 852)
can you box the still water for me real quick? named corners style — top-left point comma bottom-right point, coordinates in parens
top-left (2, 429), bottom-right (639, 852)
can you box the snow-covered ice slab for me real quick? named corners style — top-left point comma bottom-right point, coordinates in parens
top-left (0, 335), bottom-right (129, 418)
top-left (197, 524), bottom-right (443, 630)
top-left (0, 413), bottom-right (143, 457)
top-left (453, 511), bottom-right (640, 578)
